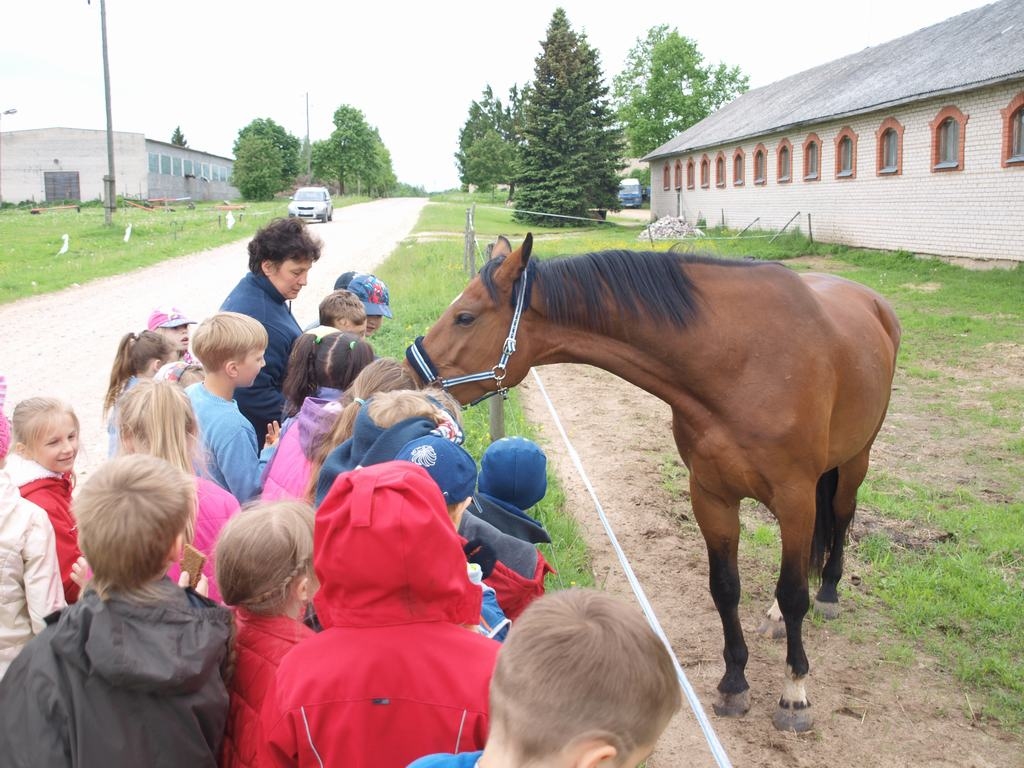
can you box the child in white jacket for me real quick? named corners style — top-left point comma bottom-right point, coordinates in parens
top-left (0, 375), bottom-right (65, 679)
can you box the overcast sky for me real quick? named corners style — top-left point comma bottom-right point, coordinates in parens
top-left (1, 0), bottom-right (993, 191)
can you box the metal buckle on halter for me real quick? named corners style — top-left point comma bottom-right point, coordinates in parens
top-left (492, 364), bottom-right (507, 383)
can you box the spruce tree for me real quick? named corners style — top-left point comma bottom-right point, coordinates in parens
top-left (514, 8), bottom-right (624, 226)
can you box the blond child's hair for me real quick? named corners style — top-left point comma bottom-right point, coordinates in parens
top-left (12, 397), bottom-right (80, 451)
top-left (103, 331), bottom-right (176, 416)
top-left (215, 500), bottom-right (315, 615)
top-left (364, 390), bottom-right (447, 430)
top-left (190, 312), bottom-right (268, 373)
top-left (118, 379), bottom-right (200, 475)
top-left (12, 398), bottom-right (80, 484)
top-left (319, 290), bottom-right (367, 330)
top-left (75, 454), bottom-right (195, 602)
top-left (489, 589), bottom-right (682, 765)
top-left (117, 380), bottom-right (202, 543)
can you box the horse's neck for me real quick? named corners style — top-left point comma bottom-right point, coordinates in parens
top-left (532, 319), bottom-right (704, 410)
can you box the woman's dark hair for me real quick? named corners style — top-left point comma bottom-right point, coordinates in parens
top-left (247, 217), bottom-right (323, 274)
top-left (281, 332), bottom-right (375, 419)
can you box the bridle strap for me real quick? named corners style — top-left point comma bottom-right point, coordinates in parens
top-left (406, 264), bottom-right (534, 407)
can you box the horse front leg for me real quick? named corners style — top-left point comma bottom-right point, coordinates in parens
top-left (773, 499), bottom-right (815, 732)
top-left (691, 485), bottom-right (749, 718)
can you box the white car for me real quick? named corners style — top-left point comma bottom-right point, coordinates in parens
top-left (288, 187), bottom-right (333, 223)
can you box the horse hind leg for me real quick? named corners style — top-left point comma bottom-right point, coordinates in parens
top-left (771, 491), bottom-right (817, 732)
top-left (814, 452), bottom-right (870, 620)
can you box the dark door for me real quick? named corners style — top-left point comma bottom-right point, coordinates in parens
top-left (44, 171), bottom-right (81, 202)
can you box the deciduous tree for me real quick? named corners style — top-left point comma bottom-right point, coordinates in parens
top-left (456, 85), bottom-right (523, 196)
top-left (232, 135), bottom-right (283, 200)
top-left (233, 118), bottom-right (301, 189)
top-left (613, 25), bottom-right (748, 158)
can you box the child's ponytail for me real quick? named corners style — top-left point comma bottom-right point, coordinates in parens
top-left (104, 331), bottom-right (175, 416)
top-left (281, 331), bottom-right (374, 420)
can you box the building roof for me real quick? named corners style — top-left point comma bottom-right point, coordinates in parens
top-left (644, 0), bottom-right (1024, 161)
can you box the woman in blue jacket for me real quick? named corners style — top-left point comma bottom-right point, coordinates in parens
top-left (221, 218), bottom-right (322, 445)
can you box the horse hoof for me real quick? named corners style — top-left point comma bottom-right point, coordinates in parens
top-left (713, 689), bottom-right (750, 718)
top-left (773, 702), bottom-right (814, 732)
top-left (756, 617), bottom-right (787, 639)
top-left (813, 597), bottom-right (841, 620)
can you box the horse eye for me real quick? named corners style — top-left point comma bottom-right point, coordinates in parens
top-left (455, 312), bottom-right (475, 327)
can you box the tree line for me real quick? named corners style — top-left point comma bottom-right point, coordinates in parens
top-left (226, 108), bottom-right (406, 201)
top-left (458, 9), bottom-right (748, 226)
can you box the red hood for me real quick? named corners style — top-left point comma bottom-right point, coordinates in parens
top-left (313, 461), bottom-right (481, 629)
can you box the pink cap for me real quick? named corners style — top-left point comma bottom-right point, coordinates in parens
top-left (147, 307), bottom-right (194, 331)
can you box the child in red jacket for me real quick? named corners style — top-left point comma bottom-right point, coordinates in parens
top-left (215, 500), bottom-right (316, 768)
top-left (6, 397), bottom-right (82, 603)
top-left (261, 461), bottom-right (499, 768)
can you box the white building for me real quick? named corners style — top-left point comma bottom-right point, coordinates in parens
top-left (643, 0), bottom-right (1024, 262)
top-left (1, 127), bottom-right (237, 205)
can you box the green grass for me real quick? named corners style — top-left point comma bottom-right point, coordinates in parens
top-left (0, 196), bottom-right (369, 305)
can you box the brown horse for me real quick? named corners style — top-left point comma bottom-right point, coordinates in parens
top-left (405, 234), bottom-right (901, 731)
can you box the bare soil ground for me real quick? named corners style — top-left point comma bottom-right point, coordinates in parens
top-left (517, 348), bottom-right (1023, 767)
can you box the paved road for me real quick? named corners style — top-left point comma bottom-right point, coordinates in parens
top-left (0, 197), bottom-right (428, 478)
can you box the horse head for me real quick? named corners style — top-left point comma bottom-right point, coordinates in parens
top-left (405, 233), bottom-right (536, 406)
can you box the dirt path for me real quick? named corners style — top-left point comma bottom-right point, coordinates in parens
top-left (0, 197), bottom-right (427, 478)
top-left (518, 364), bottom-right (1022, 768)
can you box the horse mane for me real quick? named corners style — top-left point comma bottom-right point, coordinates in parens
top-left (479, 249), bottom-right (761, 332)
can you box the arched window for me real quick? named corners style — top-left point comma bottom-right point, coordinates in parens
top-left (715, 152), bottom-right (726, 187)
top-left (733, 148), bottom-right (745, 186)
top-left (662, 162), bottom-right (670, 190)
top-left (686, 158), bottom-right (695, 189)
top-left (938, 119), bottom-right (958, 163)
top-left (776, 139), bottom-right (792, 183)
top-left (753, 144), bottom-right (767, 185)
top-left (700, 155), bottom-right (710, 188)
top-left (803, 134), bottom-right (820, 181)
top-left (930, 105), bottom-right (967, 172)
top-left (1000, 92), bottom-right (1024, 168)
top-left (876, 118), bottom-right (904, 176)
top-left (674, 159), bottom-right (683, 190)
top-left (835, 127), bottom-right (858, 179)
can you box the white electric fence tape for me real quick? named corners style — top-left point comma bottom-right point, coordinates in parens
top-left (530, 368), bottom-right (733, 768)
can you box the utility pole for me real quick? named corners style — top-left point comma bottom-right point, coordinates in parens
top-left (99, 0), bottom-right (116, 225)
top-left (305, 92), bottom-right (312, 179)
top-left (0, 108), bottom-right (16, 206)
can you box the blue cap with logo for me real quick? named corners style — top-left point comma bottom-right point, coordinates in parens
top-left (347, 273), bottom-right (392, 318)
top-left (396, 435), bottom-right (477, 503)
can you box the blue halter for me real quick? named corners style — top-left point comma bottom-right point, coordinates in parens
top-left (406, 264), bottom-right (534, 408)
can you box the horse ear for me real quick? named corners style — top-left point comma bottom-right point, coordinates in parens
top-left (520, 232), bottom-right (533, 265)
top-left (490, 235), bottom-right (512, 261)
top-left (495, 233), bottom-right (532, 288)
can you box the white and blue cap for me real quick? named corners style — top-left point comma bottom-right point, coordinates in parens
top-left (396, 435), bottom-right (477, 504)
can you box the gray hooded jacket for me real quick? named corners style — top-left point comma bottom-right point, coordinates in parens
top-left (0, 579), bottom-right (231, 767)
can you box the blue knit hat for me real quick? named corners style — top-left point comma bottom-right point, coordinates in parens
top-left (396, 435), bottom-right (477, 504)
top-left (477, 436), bottom-right (547, 510)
